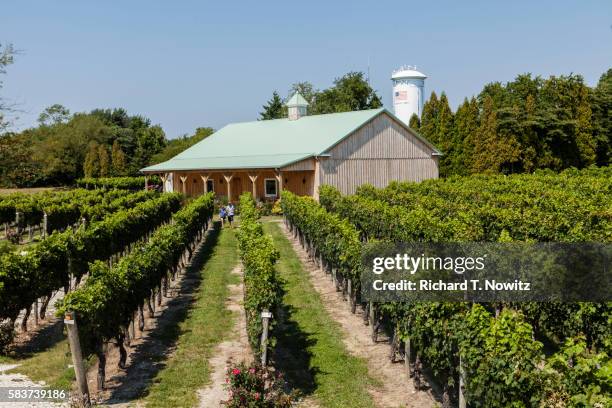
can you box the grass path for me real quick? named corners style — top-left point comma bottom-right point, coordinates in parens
top-left (263, 221), bottom-right (376, 408)
top-left (142, 225), bottom-right (239, 408)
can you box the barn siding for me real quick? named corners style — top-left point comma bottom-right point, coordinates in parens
top-left (320, 112), bottom-right (439, 195)
top-left (281, 158), bottom-right (315, 171)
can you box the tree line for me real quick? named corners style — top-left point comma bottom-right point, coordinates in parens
top-left (0, 104), bottom-right (214, 187)
top-left (410, 70), bottom-right (611, 176)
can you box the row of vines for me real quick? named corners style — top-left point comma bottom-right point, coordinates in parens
top-left (57, 192), bottom-right (214, 389)
top-left (282, 165), bottom-right (611, 407)
top-left (236, 192), bottom-right (283, 360)
top-left (0, 192), bottom-right (181, 349)
top-left (0, 188), bottom-right (159, 240)
top-left (76, 176), bottom-right (159, 190)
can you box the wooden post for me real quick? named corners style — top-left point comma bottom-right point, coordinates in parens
top-left (64, 312), bottom-right (91, 407)
top-left (130, 312), bottom-right (136, 341)
top-left (347, 279), bottom-right (353, 308)
top-left (248, 174), bottom-right (258, 198)
top-left (34, 300), bottom-right (39, 326)
top-left (200, 175), bottom-right (210, 193)
top-left (160, 173), bottom-right (168, 193)
top-left (223, 174), bottom-right (233, 201)
top-left (42, 212), bottom-right (48, 238)
top-left (260, 309), bottom-right (272, 366)
top-left (405, 337), bottom-right (411, 377)
top-left (144, 175), bottom-right (149, 190)
top-left (459, 354), bottom-right (466, 408)
top-left (179, 176), bottom-right (188, 195)
top-left (15, 211), bottom-right (21, 240)
top-left (275, 171), bottom-right (283, 198)
top-left (370, 303), bottom-right (378, 341)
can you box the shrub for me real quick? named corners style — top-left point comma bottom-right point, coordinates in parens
top-left (223, 363), bottom-right (294, 408)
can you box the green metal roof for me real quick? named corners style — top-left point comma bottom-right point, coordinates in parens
top-left (142, 108), bottom-right (439, 172)
top-left (286, 92), bottom-right (309, 107)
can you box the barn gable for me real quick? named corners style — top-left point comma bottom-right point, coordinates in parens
top-left (318, 111), bottom-right (439, 194)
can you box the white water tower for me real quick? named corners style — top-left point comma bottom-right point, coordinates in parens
top-left (391, 65), bottom-right (427, 125)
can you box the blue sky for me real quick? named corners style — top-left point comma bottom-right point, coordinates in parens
top-left (2, 0), bottom-right (611, 138)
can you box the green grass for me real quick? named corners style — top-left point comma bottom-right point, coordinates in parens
top-left (263, 220), bottom-right (376, 408)
top-left (143, 225), bottom-right (240, 408)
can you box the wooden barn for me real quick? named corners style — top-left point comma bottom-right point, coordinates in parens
top-left (141, 93), bottom-right (440, 201)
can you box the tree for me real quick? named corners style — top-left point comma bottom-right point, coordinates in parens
top-left (436, 93), bottom-right (454, 175)
top-left (408, 114), bottom-right (421, 131)
top-left (591, 69), bottom-right (612, 166)
top-left (131, 125), bottom-right (166, 172)
top-left (84, 142), bottom-right (100, 178)
top-left (0, 43), bottom-right (16, 132)
top-left (538, 74), bottom-right (596, 169)
top-left (470, 95), bottom-right (520, 174)
top-left (0, 133), bottom-right (42, 187)
top-left (95, 145), bottom-right (108, 177)
top-left (111, 140), bottom-right (127, 176)
top-left (310, 72), bottom-right (383, 114)
top-left (420, 91), bottom-right (439, 146)
top-left (260, 91), bottom-right (286, 120)
top-left (38, 104), bottom-right (70, 126)
top-left (452, 97), bottom-right (479, 175)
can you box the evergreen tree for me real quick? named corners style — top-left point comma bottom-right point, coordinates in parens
top-left (111, 140), bottom-right (127, 176)
top-left (591, 69), bottom-right (611, 166)
top-left (408, 113), bottom-right (420, 131)
top-left (520, 94), bottom-right (539, 172)
top-left (98, 145), bottom-right (110, 177)
top-left (451, 97), bottom-right (479, 175)
top-left (470, 96), bottom-right (497, 174)
top-left (260, 91), bottom-right (286, 120)
top-left (436, 93), bottom-right (454, 176)
top-left (471, 96), bottom-right (520, 173)
top-left (83, 142), bottom-right (100, 178)
top-left (420, 92), bottom-right (439, 146)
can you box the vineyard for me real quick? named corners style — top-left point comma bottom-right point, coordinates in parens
top-left (0, 169), bottom-right (609, 408)
top-left (0, 189), bottom-right (182, 343)
top-left (282, 166), bottom-right (611, 407)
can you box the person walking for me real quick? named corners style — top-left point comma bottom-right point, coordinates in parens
top-left (219, 205), bottom-right (227, 227)
top-left (227, 202), bottom-right (235, 228)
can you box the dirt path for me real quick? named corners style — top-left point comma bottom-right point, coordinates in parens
top-left (0, 364), bottom-right (68, 407)
top-left (278, 220), bottom-right (437, 408)
top-left (197, 264), bottom-right (252, 408)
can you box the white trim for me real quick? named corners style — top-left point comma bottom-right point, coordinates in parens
top-left (264, 178), bottom-right (278, 197)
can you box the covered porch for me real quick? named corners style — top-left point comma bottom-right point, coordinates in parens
top-left (145, 168), bottom-right (316, 202)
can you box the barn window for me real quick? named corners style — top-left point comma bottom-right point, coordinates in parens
top-left (264, 178), bottom-right (277, 197)
top-left (207, 179), bottom-right (214, 192)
